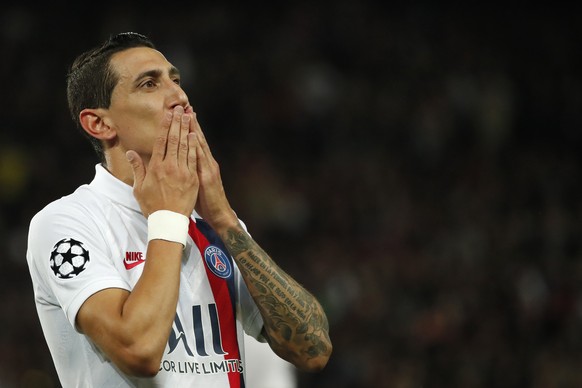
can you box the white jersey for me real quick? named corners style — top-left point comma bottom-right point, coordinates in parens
top-left (26, 164), bottom-right (264, 388)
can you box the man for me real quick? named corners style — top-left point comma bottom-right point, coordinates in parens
top-left (26, 32), bottom-right (332, 387)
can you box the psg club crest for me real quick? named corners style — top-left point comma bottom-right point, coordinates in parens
top-left (49, 238), bottom-right (90, 279)
top-left (204, 245), bottom-right (232, 279)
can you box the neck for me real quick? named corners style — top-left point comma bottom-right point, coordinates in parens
top-left (103, 150), bottom-right (148, 187)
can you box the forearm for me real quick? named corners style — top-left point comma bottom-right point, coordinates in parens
top-left (218, 222), bottom-right (332, 371)
top-left (121, 240), bottom-right (182, 351)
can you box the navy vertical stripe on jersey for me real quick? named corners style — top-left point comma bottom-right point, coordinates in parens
top-left (192, 305), bottom-right (210, 357)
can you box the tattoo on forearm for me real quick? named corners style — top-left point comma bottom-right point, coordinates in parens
top-left (222, 226), bottom-right (330, 359)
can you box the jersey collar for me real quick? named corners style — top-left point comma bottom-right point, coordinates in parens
top-left (90, 164), bottom-right (141, 212)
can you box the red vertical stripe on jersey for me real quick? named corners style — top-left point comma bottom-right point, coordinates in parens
top-left (189, 219), bottom-right (242, 388)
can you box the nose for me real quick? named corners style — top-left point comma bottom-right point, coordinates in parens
top-left (167, 79), bottom-right (189, 109)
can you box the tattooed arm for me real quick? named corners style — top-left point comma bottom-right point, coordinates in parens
top-left (219, 222), bottom-right (332, 372)
top-left (189, 113), bottom-right (332, 371)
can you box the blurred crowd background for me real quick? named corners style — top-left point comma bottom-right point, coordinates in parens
top-left (1, 2), bottom-right (581, 387)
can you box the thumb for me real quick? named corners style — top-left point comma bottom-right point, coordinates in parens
top-left (126, 150), bottom-right (145, 187)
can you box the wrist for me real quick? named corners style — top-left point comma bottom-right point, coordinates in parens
top-left (207, 212), bottom-right (240, 234)
top-left (148, 210), bottom-right (189, 248)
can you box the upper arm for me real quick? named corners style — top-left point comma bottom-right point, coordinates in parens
top-left (76, 287), bottom-right (154, 376)
top-left (75, 238), bottom-right (185, 377)
top-left (76, 287), bottom-right (130, 340)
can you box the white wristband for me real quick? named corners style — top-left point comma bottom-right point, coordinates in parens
top-left (147, 210), bottom-right (189, 247)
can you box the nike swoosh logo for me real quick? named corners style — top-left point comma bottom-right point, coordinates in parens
top-left (124, 256), bottom-right (145, 270)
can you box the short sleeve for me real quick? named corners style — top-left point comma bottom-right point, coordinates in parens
top-left (236, 264), bottom-right (265, 341)
top-left (27, 202), bottom-right (131, 330)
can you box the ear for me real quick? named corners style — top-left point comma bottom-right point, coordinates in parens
top-left (79, 108), bottom-right (116, 141)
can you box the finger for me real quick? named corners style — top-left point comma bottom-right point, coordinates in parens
top-left (166, 106), bottom-right (184, 161)
top-left (192, 114), bottom-right (214, 163)
top-left (187, 132), bottom-right (198, 174)
top-left (151, 111), bottom-right (172, 163)
top-left (178, 113), bottom-right (191, 166)
top-left (196, 139), bottom-right (208, 179)
top-left (126, 150), bottom-right (145, 188)
top-left (188, 112), bottom-right (207, 165)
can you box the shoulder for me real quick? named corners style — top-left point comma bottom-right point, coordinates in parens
top-left (27, 184), bottom-right (111, 257)
top-left (30, 184), bottom-right (103, 228)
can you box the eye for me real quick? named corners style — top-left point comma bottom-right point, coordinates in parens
top-left (141, 79), bottom-right (157, 88)
top-left (173, 77), bottom-right (181, 85)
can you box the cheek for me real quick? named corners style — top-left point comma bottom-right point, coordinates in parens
top-left (128, 108), bottom-right (167, 151)
top-left (107, 98), bottom-right (166, 150)
top-left (117, 104), bottom-right (160, 133)
top-left (135, 102), bottom-right (166, 128)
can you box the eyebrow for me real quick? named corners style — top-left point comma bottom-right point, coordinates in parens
top-left (133, 66), bottom-right (181, 86)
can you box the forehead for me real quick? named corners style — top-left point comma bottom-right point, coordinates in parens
top-left (110, 46), bottom-right (171, 81)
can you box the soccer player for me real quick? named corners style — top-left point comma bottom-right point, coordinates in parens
top-left (26, 32), bottom-right (332, 387)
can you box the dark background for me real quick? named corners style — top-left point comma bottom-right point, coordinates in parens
top-left (1, 2), bottom-right (581, 387)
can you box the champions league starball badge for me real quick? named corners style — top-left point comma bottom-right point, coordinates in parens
top-left (49, 238), bottom-right (90, 279)
top-left (204, 245), bottom-right (232, 279)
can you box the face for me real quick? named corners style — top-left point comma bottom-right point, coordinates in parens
top-left (104, 47), bottom-right (192, 161)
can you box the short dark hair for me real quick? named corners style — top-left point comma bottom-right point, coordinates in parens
top-left (66, 32), bottom-right (155, 161)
